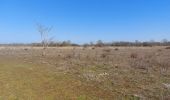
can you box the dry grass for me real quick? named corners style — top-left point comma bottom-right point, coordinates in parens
top-left (0, 46), bottom-right (169, 99)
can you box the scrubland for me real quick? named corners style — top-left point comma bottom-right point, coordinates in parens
top-left (0, 46), bottom-right (169, 100)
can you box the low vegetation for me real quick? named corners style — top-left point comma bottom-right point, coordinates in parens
top-left (0, 46), bottom-right (169, 99)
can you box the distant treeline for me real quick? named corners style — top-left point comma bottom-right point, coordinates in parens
top-left (0, 39), bottom-right (170, 47)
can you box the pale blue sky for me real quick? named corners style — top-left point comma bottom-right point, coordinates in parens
top-left (0, 0), bottom-right (170, 44)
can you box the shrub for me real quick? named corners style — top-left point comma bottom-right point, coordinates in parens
top-left (165, 46), bottom-right (170, 49)
top-left (130, 57), bottom-right (151, 71)
top-left (92, 47), bottom-right (95, 50)
top-left (130, 53), bottom-right (138, 59)
top-left (101, 54), bottom-right (107, 58)
top-left (24, 48), bottom-right (28, 51)
top-left (157, 49), bottom-right (162, 52)
top-left (114, 48), bottom-right (119, 51)
top-left (103, 49), bottom-right (111, 53)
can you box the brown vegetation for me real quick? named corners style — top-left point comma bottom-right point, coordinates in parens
top-left (0, 46), bottom-right (169, 99)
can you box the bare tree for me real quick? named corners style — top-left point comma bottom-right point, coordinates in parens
top-left (37, 23), bottom-right (53, 56)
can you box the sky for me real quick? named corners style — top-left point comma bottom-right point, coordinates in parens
top-left (0, 0), bottom-right (170, 44)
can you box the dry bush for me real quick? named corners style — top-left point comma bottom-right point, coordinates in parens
top-left (157, 49), bottom-right (162, 52)
top-left (157, 57), bottom-right (170, 75)
top-left (101, 53), bottom-right (107, 58)
top-left (24, 48), bottom-right (29, 51)
top-left (165, 46), bottom-right (170, 49)
top-left (130, 58), bottom-right (149, 70)
top-left (66, 54), bottom-right (72, 59)
top-left (90, 47), bottom-right (95, 50)
top-left (114, 48), bottom-right (118, 51)
top-left (130, 54), bottom-right (154, 71)
top-left (103, 48), bottom-right (111, 53)
top-left (130, 52), bottom-right (170, 74)
top-left (130, 53), bottom-right (138, 59)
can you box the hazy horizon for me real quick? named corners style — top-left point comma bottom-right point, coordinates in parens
top-left (0, 0), bottom-right (170, 44)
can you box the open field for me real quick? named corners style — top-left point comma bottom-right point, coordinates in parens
top-left (0, 46), bottom-right (169, 100)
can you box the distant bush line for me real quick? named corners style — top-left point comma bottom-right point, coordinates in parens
top-left (0, 39), bottom-right (170, 47)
